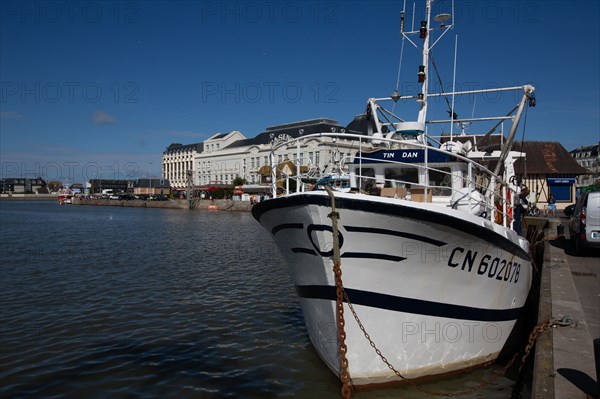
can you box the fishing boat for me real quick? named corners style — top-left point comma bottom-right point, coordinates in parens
top-left (57, 188), bottom-right (73, 205)
top-left (252, 0), bottom-right (535, 387)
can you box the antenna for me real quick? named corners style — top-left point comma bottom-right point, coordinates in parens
top-left (392, 0), bottom-right (408, 108)
top-left (450, 34), bottom-right (458, 140)
top-left (434, 13), bottom-right (451, 27)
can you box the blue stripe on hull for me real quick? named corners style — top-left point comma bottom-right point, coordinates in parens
top-left (295, 285), bottom-right (523, 322)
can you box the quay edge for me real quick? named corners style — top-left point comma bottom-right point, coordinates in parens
top-left (71, 197), bottom-right (253, 211)
top-left (532, 218), bottom-right (599, 399)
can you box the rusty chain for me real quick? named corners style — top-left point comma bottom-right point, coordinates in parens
top-left (344, 288), bottom-right (568, 397)
top-left (326, 187), bottom-right (352, 399)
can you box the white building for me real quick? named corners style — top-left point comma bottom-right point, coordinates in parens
top-left (192, 118), bottom-right (361, 187)
top-left (570, 142), bottom-right (600, 186)
top-left (162, 142), bottom-right (204, 189)
top-left (162, 116), bottom-right (380, 190)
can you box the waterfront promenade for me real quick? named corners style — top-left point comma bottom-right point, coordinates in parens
top-left (532, 217), bottom-right (599, 399)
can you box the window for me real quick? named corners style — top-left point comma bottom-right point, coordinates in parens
top-left (428, 167), bottom-right (453, 196)
top-left (315, 151), bottom-right (320, 166)
top-left (356, 168), bottom-right (375, 191)
top-left (384, 167), bottom-right (419, 189)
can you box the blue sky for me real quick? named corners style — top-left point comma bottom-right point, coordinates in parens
top-left (1, 0), bottom-right (599, 184)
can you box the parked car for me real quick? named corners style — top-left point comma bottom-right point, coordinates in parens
top-left (108, 194), bottom-right (121, 200)
top-left (563, 204), bottom-right (575, 217)
top-left (135, 194), bottom-right (149, 200)
top-left (149, 194), bottom-right (169, 201)
top-left (568, 190), bottom-right (600, 254)
top-left (118, 194), bottom-right (135, 200)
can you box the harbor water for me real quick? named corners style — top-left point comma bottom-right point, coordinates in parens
top-left (0, 201), bottom-right (521, 398)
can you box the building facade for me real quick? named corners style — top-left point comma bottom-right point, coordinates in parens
top-left (162, 142), bottom-right (204, 189)
top-left (1, 177), bottom-right (47, 193)
top-left (196, 118), bottom-right (359, 187)
top-left (133, 178), bottom-right (171, 195)
top-left (513, 141), bottom-right (588, 209)
top-left (569, 142), bottom-right (600, 187)
top-left (160, 118), bottom-right (360, 190)
top-left (89, 179), bottom-right (134, 194)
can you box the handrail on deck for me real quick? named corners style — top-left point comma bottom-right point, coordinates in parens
top-left (268, 132), bottom-right (516, 228)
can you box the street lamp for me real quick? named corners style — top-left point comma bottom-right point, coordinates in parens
top-left (149, 162), bottom-right (153, 195)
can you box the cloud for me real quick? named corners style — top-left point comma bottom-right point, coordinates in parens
top-left (92, 110), bottom-right (117, 125)
top-left (0, 111), bottom-right (24, 120)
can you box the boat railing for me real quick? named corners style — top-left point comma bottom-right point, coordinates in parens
top-left (268, 132), bottom-right (517, 228)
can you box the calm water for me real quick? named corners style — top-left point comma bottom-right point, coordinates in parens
top-left (0, 201), bottom-right (519, 398)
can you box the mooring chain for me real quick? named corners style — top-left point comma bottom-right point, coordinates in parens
top-left (325, 187), bottom-right (352, 399)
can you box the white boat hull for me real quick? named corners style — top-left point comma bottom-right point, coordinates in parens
top-left (253, 191), bottom-right (532, 386)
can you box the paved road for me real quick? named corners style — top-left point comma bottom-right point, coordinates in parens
top-left (557, 218), bottom-right (600, 339)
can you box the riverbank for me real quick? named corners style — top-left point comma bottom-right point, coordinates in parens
top-left (0, 194), bottom-right (57, 200)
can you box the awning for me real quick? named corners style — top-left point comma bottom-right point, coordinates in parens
top-left (547, 178), bottom-right (576, 184)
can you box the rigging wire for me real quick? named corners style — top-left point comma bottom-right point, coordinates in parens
top-left (392, 5), bottom-right (407, 114)
top-left (429, 51), bottom-right (457, 120)
top-left (518, 104), bottom-right (530, 182)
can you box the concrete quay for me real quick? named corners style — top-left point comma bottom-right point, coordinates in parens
top-left (72, 197), bottom-right (253, 212)
top-left (531, 217), bottom-right (599, 399)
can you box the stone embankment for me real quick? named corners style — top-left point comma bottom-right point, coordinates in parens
top-left (72, 197), bottom-right (253, 211)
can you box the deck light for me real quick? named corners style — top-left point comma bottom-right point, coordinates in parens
top-left (390, 89), bottom-right (401, 102)
top-left (419, 21), bottom-right (427, 38)
top-left (418, 65), bottom-right (426, 83)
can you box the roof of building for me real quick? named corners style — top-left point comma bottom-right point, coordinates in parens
top-left (569, 142), bottom-right (599, 157)
top-left (1, 177), bottom-right (46, 185)
top-left (163, 142), bottom-right (204, 154)
top-left (345, 113), bottom-right (388, 135)
top-left (225, 118), bottom-right (346, 149)
top-left (512, 141), bottom-right (589, 175)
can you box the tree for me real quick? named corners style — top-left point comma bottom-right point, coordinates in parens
top-left (232, 176), bottom-right (247, 186)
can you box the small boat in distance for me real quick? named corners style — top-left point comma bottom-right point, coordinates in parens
top-left (57, 188), bottom-right (73, 205)
top-left (253, 0), bottom-right (536, 388)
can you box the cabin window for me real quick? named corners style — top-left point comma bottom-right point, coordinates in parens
top-left (429, 167), bottom-right (453, 196)
top-left (355, 167), bottom-right (375, 191)
top-left (384, 167), bottom-right (418, 189)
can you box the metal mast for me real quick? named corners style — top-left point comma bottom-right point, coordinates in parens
top-left (417, 0), bottom-right (433, 125)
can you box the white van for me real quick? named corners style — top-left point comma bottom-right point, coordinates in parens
top-left (569, 190), bottom-right (600, 253)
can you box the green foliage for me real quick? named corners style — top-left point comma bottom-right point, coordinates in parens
top-left (232, 176), bottom-right (247, 186)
